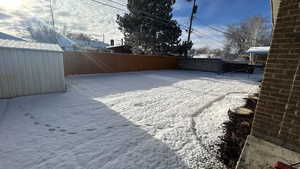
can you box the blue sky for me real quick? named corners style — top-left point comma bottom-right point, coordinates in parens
top-left (172, 0), bottom-right (272, 48)
top-left (0, 0), bottom-right (272, 49)
top-left (173, 0), bottom-right (271, 26)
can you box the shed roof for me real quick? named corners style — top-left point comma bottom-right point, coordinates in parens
top-left (0, 39), bottom-right (63, 52)
top-left (247, 47), bottom-right (270, 54)
top-left (0, 32), bottom-right (25, 41)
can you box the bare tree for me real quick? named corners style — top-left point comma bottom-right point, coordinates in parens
top-left (189, 46), bottom-right (224, 58)
top-left (224, 16), bottom-right (272, 59)
top-left (66, 33), bottom-right (92, 41)
top-left (24, 20), bottom-right (58, 44)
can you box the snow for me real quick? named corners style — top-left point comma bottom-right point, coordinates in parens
top-left (0, 39), bottom-right (63, 52)
top-left (247, 47), bottom-right (270, 54)
top-left (0, 32), bottom-right (25, 41)
top-left (193, 54), bottom-right (223, 59)
top-left (0, 70), bottom-right (261, 169)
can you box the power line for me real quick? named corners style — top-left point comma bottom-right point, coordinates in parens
top-left (88, 0), bottom-right (224, 46)
top-left (192, 28), bottom-right (224, 44)
top-left (103, 0), bottom-right (127, 7)
top-left (208, 25), bottom-right (229, 35)
top-left (192, 33), bottom-right (224, 47)
top-left (193, 16), bottom-right (251, 42)
top-left (91, 0), bottom-right (189, 28)
top-left (193, 16), bottom-right (229, 35)
top-left (89, 0), bottom-right (127, 12)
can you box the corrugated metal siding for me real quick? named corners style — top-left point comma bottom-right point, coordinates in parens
top-left (0, 48), bottom-right (65, 99)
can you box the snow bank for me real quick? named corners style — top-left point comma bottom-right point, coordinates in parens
top-left (0, 70), bottom-right (260, 169)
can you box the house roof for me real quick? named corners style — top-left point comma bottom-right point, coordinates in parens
top-left (0, 39), bottom-right (63, 52)
top-left (247, 47), bottom-right (270, 54)
top-left (0, 32), bottom-right (25, 41)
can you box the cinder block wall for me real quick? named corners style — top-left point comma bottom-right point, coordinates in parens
top-left (252, 0), bottom-right (300, 152)
top-left (177, 58), bottom-right (224, 73)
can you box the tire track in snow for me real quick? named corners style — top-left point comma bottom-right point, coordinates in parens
top-left (189, 91), bottom-right (249, 166)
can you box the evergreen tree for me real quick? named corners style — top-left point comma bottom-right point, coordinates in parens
top-left (117, 0), bottom-right (190, 55)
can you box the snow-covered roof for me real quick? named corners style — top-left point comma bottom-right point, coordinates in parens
top-left (0, 32), bottom-right (25, 41)
top-left (0, 39), bottom-right (63, 52)
top-left (193, 54), bottom-right (210, 59)
top-left (193, 54), bottom-right (222, 59)
top-left (247, 47), bottom-right (270, 54)
top-left (74, 40), bottom-right (108, 49)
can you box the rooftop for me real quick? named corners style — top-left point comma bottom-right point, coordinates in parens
top-left (0, 39), bottom-right (63, 52)
top-left (247, 47), bottom-right (270, 54)
top-left (0, 32), bottom-right (25, 41)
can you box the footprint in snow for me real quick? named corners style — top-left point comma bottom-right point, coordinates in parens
top-left (48, 128), bottom-right (56, 132)
top-left (134, 103), bottom-right (144, 107)
top-left (59, 129), bottom-right (67, 132)
top-left (24, 113), bottom-right (31, 117)
top-left (29, 115), bottom-right (35, 119)
top-left (86, 128), bottom-right (97, 131)
top-left (67, 132), bottom-right (77, 135)
top-left (45, 124), bottom-right (51, 127)
top-left (34, 122), bottom-right (40, 125)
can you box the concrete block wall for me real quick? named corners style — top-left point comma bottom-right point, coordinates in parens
top-left (252, 0), bottom-right (300, 152)
top-left (177, 58), bottom-right (224, 73)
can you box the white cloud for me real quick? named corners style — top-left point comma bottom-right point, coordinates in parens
top-left (0, 0), bottom-right (127, 44)
top-left (0, 0), bottom-right (224, 49)
top-left (173, 0), bottom-right (192, 12)
top-left (175, 17), bottom-right (225, 49)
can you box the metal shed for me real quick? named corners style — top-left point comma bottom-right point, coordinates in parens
top-left (0, 39), bottom-right (65, 99)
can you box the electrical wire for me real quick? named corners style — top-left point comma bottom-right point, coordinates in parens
top-left (89, 0), bottom-right (127, 11)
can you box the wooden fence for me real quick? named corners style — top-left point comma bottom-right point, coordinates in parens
top-left (64, 51), bottom-right (177, 75)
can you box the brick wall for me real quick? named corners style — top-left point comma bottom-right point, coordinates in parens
top-left (252, 0), bottom-right (300, 152)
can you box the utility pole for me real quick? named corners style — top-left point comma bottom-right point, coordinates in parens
top-left (187, 0), bottom-right (197, 42)
top-left (48, 0), bottom-right (59, 44)
top-left (49, 0), bottom-right (55, 29)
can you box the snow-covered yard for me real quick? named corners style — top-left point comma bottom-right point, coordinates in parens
top-left (0, 70), bottom-right (260, 169)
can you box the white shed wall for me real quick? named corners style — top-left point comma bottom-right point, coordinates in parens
top-left (0, 48), bottom-right (65, 98)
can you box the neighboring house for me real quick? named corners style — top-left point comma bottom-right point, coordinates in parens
top-left (246, 46), bottom-right (270, 65)
top-left (56, 35), bottom-right (76, 51)
top-left (106, 45), bottom-right (132, 54)
top-left (193, 54), bottom-right (222, 59)
top-left (73, 39), bottom-right (109, 51)
top-left (0, 32), bottom-right (25, 41)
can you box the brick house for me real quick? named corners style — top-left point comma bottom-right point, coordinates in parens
top-left (236, 0), bottom-right (300, 168)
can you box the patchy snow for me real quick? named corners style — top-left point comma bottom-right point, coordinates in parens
top-left (0, 70), bottom-right (260, 169)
